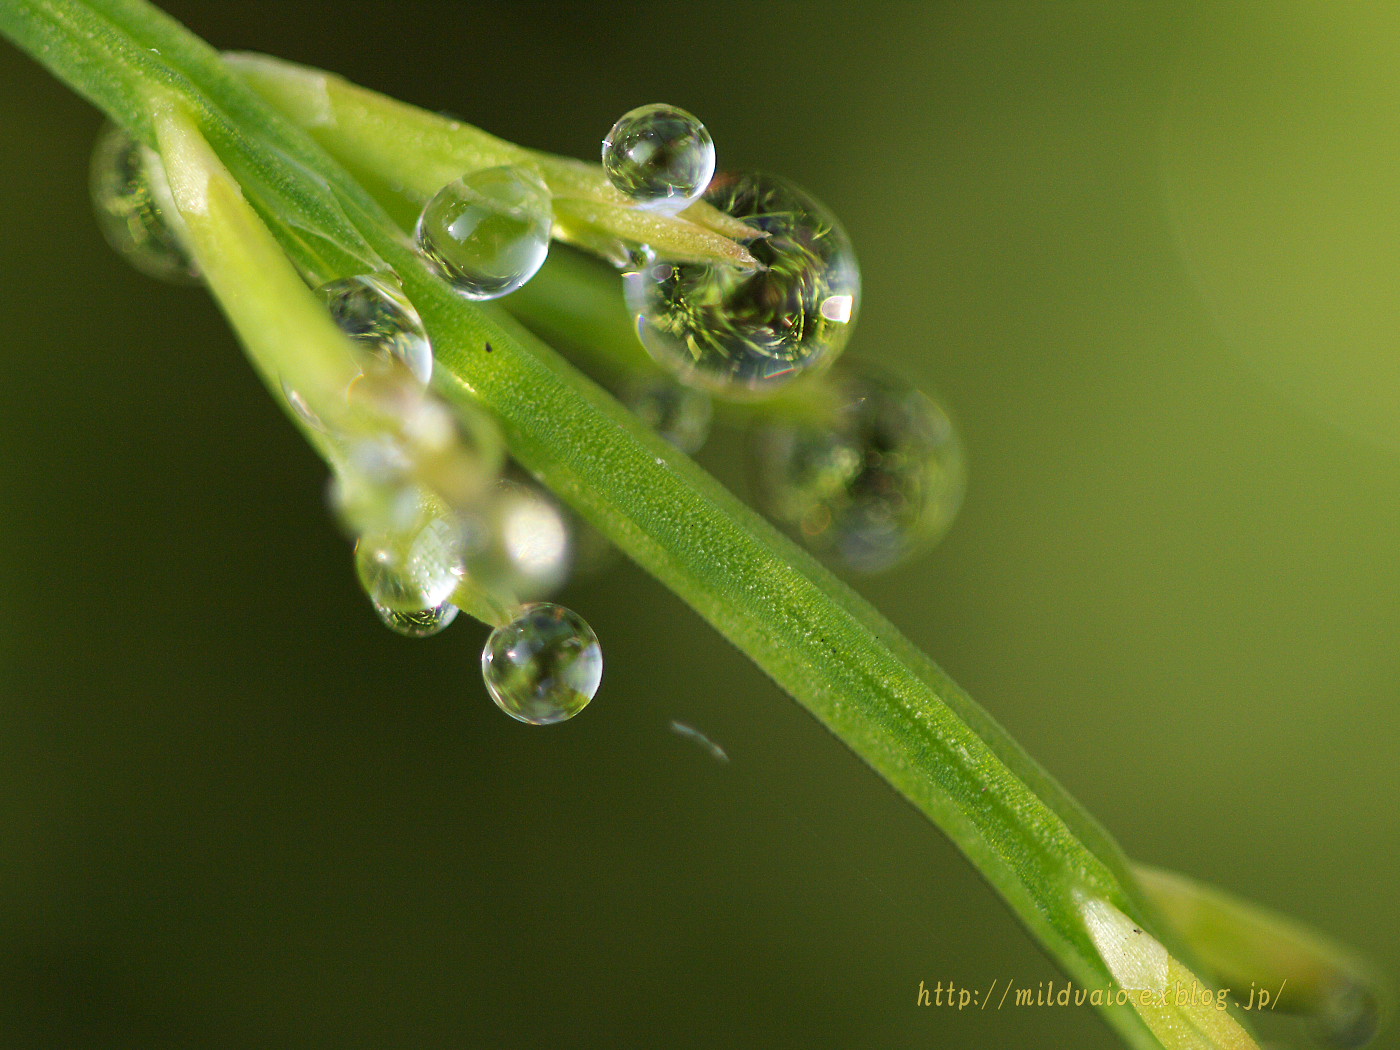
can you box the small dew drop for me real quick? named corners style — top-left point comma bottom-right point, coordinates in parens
top-left (481, 603), bottom-right (602, 725)
top-left (416, 165), bottom-right (552, 299)
top-left (602, 103), bottom-right (715, 213)
top-left (89, 122), bottom-right (199, 283)
top-left (282, 379), bottom-right (328, 434)
top-left (317, 273), bottom-right (433, 386)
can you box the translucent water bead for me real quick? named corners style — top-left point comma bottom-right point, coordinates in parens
top-left (481, 603), bottom-right (602, 725)
top-left (317, 274), bottom-right (433, 386)
top-left (752, 367), bottom-right (965, 572)
top-left (354, 510), bottom-right (464, 638)
top-left (90, 122), bottom-right (199, 283)
top-left (602, 104), bottom-right (715, 213)
top-left (623, 377), bottom-right (713, 454)
top-left (460, 482), bottom-right (572, 605)
top-left (327, 373), bottom-right (506, 536)
top-left (624, 172), bottom-right (860, 398)
top-left (416, 165), bottom-right (552, 299)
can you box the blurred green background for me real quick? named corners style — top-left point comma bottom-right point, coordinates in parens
top-left (1, 2), bottom-right (1397, 1047)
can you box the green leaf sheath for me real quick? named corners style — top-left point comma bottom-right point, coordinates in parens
top-left (0, 2), bottom-right (1234, 1046)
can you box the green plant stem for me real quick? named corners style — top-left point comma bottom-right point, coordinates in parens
top-left (0, 3), bottom-right (1265, 1047)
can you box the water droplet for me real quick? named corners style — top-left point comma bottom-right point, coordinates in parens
top-left (481, 603), bottom-right (602, 724)
top-left (416, 165), bottom-right (552, 299)
top-left (1311, 978), bottom-right (1384, 1049)
top-left (333, 370), bottom-right (506, 515)
top-left (317, 273), bottom-right (433, 386)
top-left (353, 507), bottom-right (464, 632)
top-left (282, 379), bottom-right (329, 434)
top-left (623, 377), bottom-right (713, 454)
top-left (461, 482), bottom-right (572, 604)
top-left (602, 103), bottom-right (715, 213)
top-left (623, 172), bottom-right (860, 398)
top-left (330, 437), bottom-right (420, 536)
top-left (752, 366), bottom-right (965, 572)
top-left (89, 122), bottom-right (198, 283)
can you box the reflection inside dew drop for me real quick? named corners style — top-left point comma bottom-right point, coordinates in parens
top-left (371, 600), bottom-right (459, 639)
top-left (89, 122), bottom-right (199, 283)
top-left (317, 273), bottom-right (433, 386)
top-left (416, 165), bottom-right (553, 300)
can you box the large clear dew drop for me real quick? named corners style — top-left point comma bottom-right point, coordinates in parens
top-left (416, 165), bottom-right (552, 300)
top-left (317, 273), bottom-right (433, 386)
top-left (90, 122), bottom-right (199, 284)
top-left (752, 366), bottom-right (965, 572)
top-left (623, 171), bottom-right (860, 399)
top-left (481, 603), bottom-right (602, 725)
top-left (602, 103), bottom-right (715, 213)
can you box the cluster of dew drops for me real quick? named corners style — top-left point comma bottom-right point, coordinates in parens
top-left (89, 101), bottom-right (965, 727)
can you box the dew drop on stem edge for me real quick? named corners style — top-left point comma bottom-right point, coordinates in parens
top-left (90, 122), bottom-right (199, 284)
top-left (481, 603), bottom-right (602, 725)
top-left (602, 103), bottom-right (715, 213)
top-left (752, 365), bottom-right (965, 573)
top-left (317, 273), bottom-right (433, 386)
top-left (624, 171), bottom-right (860, 399)
top-left (416, 165), bottom-right (552, 299)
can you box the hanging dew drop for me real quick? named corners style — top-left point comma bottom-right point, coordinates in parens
top-left (317, 273), bottom-right (433, 386)
top-left (416, 165), bottom-right (552, 299)
top-left (622, 377), bottom-right (713, 454)
top-left (89, 121), bottom-right (199, 283)
top-left (353, 507), bottom-right (465, 637)
top-left (752, 365), bottom-right (965, 572)
top-left (623, 171), bottom-right (860, 398)
top-left (481, 603), bottom-right (602, 724)
top-left (602, 103), bottom-right (715, 213)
